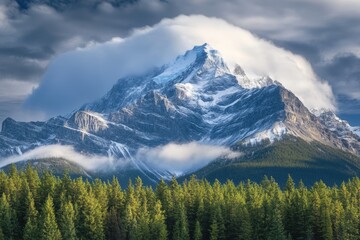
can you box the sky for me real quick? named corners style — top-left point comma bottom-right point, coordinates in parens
top-left (1, 0), bottom-right (360, 125)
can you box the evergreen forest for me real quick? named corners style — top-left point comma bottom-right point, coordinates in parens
top-left (0, 165), bottom-right (359, 240)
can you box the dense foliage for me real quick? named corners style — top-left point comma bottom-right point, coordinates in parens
top-left (0, 165), bottom-right (360, 240)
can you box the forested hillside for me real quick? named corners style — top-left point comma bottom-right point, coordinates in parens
top-left (183, 137), bottom-right (360, 186)
top-left (0, 165), bottom-right (359, 240)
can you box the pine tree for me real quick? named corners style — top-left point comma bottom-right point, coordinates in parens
top-left (8, 164), bottom-right (19, 180)
top-left (59, 201), bottom-right (76, 240)
top-left (224, 199), bottom-right (239, 240)
top-left (151, 200), bottom-right (167, 240)
top-left (285, 175), bottom-right (295, 193)
top-left (17, 179), bottom-right (32, 232)
top-left (124, 182), bottom-right (139, 240)
top-left (209, 204), bottom-right (225, 240)
top-left (39, 195), bottom-right (61, 240)
top-left (137, 197), bottom-right (150, 240)
top-left (331, 200), bottom-right (344, 240)
top-left (209, 219), bottom-right (218, 240)
top-left (108, 177), bottom-right (124, 211)
top-left (295, 189), bottom-right (312, 239)
top-left (311, 191), bottom-right (322, 240)
top-left (92, 178), bottom-right (108, 223)
top-left (172, 202), bottom-right (189, 240)
top-left (58, 172), bottom-right (73, 201)
top-left (106, 207), bottom-right (123, 240)
top-left (24, 164), bottom-right (40, 205)
top-left (39, 171), bottom-right (57, 205)
top-left (0, 228), bottom-right (4, 240)
top-left (343, 204), bottom-right (359, 239)
top-left (156, 179), bottom-right (174, 235)
top-left (238, 206), bottom-right (252, 240)
top-left (246, 182), bottom-right (265, 240)
top-left (23, 191), bottom-right (39, 240)
top-left (284, 179), bottom-right (295, 238)
top-left (320, 199), bottom-right (333, 240)
top-left (0, 194), bottom-right (13, 239)
top-left (193, 220), bottom-right (202, 240)
top-left (78, 192), bottom-right (105, 240)
top-left (264, 198), bottom-right (286, 240)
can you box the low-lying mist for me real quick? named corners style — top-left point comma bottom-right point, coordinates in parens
top-left (0, 142), bottom-right (241, 175)
top-left (136, 142), bottom-right (241, 175)
top-left (0, 145), bottom-right (129, 171)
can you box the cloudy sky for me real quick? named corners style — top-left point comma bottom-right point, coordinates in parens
top-left (1, 0), bottom-right (360, 125)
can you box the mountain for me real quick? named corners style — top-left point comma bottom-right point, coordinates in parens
top-left (0, 43), bottom-right (359, 184)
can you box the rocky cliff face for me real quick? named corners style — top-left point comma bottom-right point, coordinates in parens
top-left (311, 109), bottom-right (360, 154)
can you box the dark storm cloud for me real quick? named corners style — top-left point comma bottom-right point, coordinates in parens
top-left (0, 50), bottom-right (46, 81)
top-left (337, 95), bottom-right (360, 114)
top-left (307, 52), bottom-right (360, 126)
top-left (317, 54), bottom-right (360, 116)
top-left (0, 0), bottom-right (360, 123)
top-left (0, 0), bottom-right (175, 85)
top-left (273, 41), bottom-right (322, 64)
top-left (0, 98), bottom-right (23, 124)
top-left (0, 46), bottom-right (52, 59)
top-left (15, 0), bottom-right (139, 10)
top-left (2, 0), bottom-right (359, 82)
top-left (337, 95), bottom-right (360, 126)
top-left (318, 54), bottom-right (360, 87)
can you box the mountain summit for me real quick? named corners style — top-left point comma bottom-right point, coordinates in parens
top-left (0, 44), bottom-right (359, 183)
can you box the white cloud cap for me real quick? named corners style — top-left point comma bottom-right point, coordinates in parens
top-left (25, 15), bottom-right (335, 117)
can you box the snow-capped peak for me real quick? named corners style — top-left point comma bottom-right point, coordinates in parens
top-left (152, 43), bottom-right (276, 91)
top-left (153, 43), bottom-right (230, 84)
top-left (198, 43), bottom-right (230, 75)
top-left (231, 64), bottom-right (275, 89)
top-left (310, 108), bottom-right (351, 130)
top-left (310, 108), bottom-right (360, 142)
top-left (84, 44), bottom-right (282, 119)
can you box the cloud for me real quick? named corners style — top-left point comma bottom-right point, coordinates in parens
top-left (0, 142), bottom-right (240, 175)
top-left (24, 15), bottom-right (335, 118)
top-left (0, 80), bottom-right (36, 98)
top-left (0, 144), bottom-right (129, 171)
top-left (0, 80), bottom-right (38, 124)
top-left (136, 142), bottom-right (241, 175)
top-left (1, 0), bottom-right (359, 123)
top-left (0, 98), bottom-right (24, 126)
top-left (0, 5), bottom-right (10, 30)
top-left (315, 53), bottom-right (360, 122)
top-left (0, 1), bottom-right (359, 165)
top-left (318, 53), bottom-right (360, 100)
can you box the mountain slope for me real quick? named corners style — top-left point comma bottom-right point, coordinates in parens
top-left (1, 157), bottom-right (91, 178)
top-left (181, 136), bottom-right (360, 186)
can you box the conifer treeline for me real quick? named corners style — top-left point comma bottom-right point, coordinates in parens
top-left (0, 165), bottom-right (360, 240)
